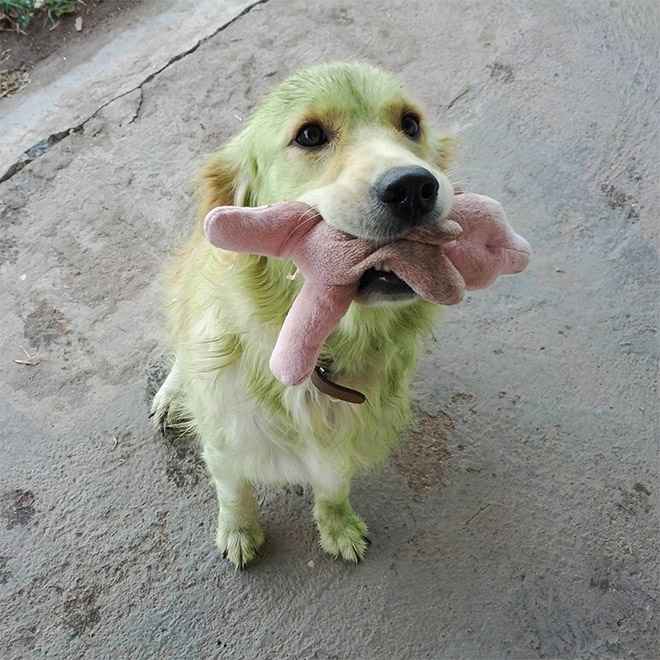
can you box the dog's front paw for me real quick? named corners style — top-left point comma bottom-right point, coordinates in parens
top-left (150, 362), bottom-right (182, 431)
top-left (314, 500), bottom-right (369, 563)
top-left (150, 391), bottom-right (171, 431)
top-left (216, 522), bottom-right (265, 569)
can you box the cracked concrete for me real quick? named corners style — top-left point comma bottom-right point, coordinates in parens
top-left (0, 0), bottom-right (263, 182)
top-left (1, 0), bottom-right (659, 658)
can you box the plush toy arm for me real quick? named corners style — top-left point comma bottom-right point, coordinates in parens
top-left (203, 202), bottom-right (317, 257)
top-left (269, 282), bottom-right (354, 386)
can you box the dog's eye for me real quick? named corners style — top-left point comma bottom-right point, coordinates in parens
top-left (295, 123), bottom-right (328, 148)
top-left (401, 114), bottom-right (421, 139)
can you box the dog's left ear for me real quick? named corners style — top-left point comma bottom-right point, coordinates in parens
top-left (196, 146), bottom-right (257, 218)
top-left (431, 134), bottom-right (458, 171)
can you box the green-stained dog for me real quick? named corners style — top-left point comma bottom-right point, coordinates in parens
top-left (151, 61), bottom-right (527, 567)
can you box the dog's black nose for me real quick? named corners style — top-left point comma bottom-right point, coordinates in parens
top-left (374, 166), bottom-right (439, 225)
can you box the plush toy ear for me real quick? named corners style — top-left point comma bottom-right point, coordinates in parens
top-left (431, 134), bottom-right (458, 171)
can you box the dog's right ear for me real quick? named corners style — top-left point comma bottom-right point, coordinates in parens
top-left (431, 134), bottom-right (458, 171)
top-left (196, 147), bottom-right (255, 216)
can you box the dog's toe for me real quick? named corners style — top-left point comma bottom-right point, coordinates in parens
top-left (150, 393), bottom-right (171, 431)
top-left (315, 505), bottom-right (369, 564)
top-left (324, 529), bottom-right (369, 564)
top-left (216, 524), bottom-right (265, 569)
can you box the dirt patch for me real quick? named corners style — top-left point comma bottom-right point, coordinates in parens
top-left (601, 183), bottom-right (640, 220)
top-left (0, 235), bottom-right (18, 264)
top-left (23, 300), bottom-right (72, 347)
top-left (391, 409), bottom-right (453, 499)
top-left (1, 0), bottom-right (144, 74)
top-left (0, 555), bottom-right (12, 584)
top-left (451, 392), bottom-right (474, 406)
top-left (3, 489), bottom-right (36, 529)
top-left (162, 425), bottom-right (204, 489)
top-left (63, 585), bottom-right (101, 636)
top-left (615, 482), bottom-right (652, 517)
top-left (488, 61), bottom-right (515, 83)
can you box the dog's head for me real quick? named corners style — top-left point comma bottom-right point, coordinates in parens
top-left (200, 61), bottom-right (456, 304)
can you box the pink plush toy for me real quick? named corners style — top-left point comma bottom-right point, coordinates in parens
top-left (204, 192), bottom-right (531, 386)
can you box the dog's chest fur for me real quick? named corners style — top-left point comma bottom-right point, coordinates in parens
top-left (180, 297), bottom-right (433, 490)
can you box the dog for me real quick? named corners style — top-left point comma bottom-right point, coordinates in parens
top-left (152, 61), bottom-right (463, 567)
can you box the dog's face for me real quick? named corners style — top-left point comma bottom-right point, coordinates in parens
top-left (211, 62), bottom-right (456, 304)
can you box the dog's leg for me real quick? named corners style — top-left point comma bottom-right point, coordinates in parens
top-left (205, 455), bottom-right (265, 568)
top-left (150, 357), bottom-right (183, 430)
top-left (313, 479), bottom-right (369, 563)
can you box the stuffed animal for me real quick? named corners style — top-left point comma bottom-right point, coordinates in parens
top-left (204, 192), bottom-right (531, 386)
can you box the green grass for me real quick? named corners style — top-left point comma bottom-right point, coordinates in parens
top-left (0, 0), bottom-right (79, 31)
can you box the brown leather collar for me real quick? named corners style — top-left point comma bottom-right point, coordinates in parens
top-left (311, 365), bottom-right (366, 404)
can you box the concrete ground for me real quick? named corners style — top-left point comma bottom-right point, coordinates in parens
top-left (1, 1), bottom-right (658, 658)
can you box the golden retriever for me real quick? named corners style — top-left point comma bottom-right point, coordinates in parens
top-left (152, 61), bottom-right (464, 567)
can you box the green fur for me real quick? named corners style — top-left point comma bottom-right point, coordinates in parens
top-left (314, 497), bottom-right (369, 563)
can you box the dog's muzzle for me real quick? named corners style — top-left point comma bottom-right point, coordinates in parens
top-left (373, 166), bottom-right (439, 230)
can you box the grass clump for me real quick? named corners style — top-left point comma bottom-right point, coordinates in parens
top-left (0, 0), bottom-right (79, 32)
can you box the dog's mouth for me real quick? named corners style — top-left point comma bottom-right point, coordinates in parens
top-left (356, 266), bottom-right (416, 303)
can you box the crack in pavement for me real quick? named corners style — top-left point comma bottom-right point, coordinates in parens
top-left (445, 87), bottom-right (471, 110)
top-left (0, 0), bottom-right (270, 185)
top-left (128, 87), bottom-right (144, 126)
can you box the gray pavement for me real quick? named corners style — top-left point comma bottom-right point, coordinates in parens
top-left (1, 1), bottom-right (658, 658)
